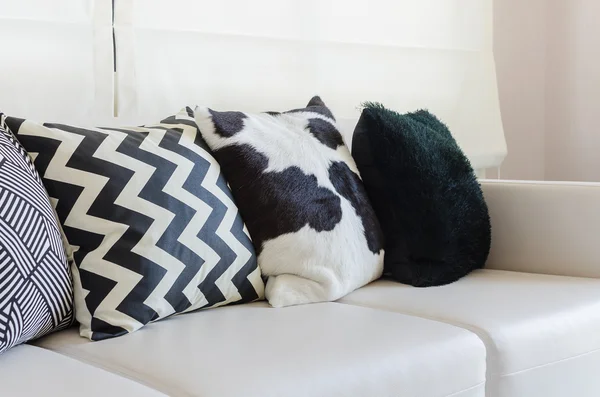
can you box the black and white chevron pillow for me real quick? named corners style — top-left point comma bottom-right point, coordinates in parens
top-left (0, 114), bottom-right (73, 354)
top-left (196, 97), bottom-right (384, 308)
top-left (6, 108), bottom-right (264, 341)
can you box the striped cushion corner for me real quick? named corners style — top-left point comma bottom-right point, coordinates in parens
top-left (0, 120), bottom-right (73, 354)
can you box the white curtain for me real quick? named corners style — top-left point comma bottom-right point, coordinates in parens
top-left (113, 0), bottom-right (506, 170)
top-left (0, 0), bottom-right (506, 170)
top-left (0, 0), bottom-right (113, 122)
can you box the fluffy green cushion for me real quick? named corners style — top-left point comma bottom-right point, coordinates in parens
top-left (351, 104), bottom-right (491, 287)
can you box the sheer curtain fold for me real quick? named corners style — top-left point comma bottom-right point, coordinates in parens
top-left (114, 0), bottom-right (506, 170)
top-left (0, 0), bottom-right (505, 170)
top-left (0, 0), bottom-right (114, 123)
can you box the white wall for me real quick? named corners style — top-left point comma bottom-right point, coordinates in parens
top-left (493, 0), bottom-right (546, 180)
top-left (494, 0), bottom-right (600, 182)
top-left (545, 0), bottom-right (600, 182)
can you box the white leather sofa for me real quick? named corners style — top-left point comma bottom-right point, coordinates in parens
top-left (2, 180), bottom-right (599, 397)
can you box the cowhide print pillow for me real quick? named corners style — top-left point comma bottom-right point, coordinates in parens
top-left (196, 97), bottom-right (384, 308)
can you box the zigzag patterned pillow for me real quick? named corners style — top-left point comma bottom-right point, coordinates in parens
top-left (6, 108), bottom-right (264, 340)
top-left (0, 114), bottom-right (73, 354)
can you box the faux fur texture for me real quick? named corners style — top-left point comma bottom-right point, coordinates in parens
top-left (196, 97), bottom-right (384, 307)
top-left (352, 104), bottom-right (491, 287)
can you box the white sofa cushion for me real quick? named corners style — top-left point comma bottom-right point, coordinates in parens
top-left (339, 269), bottom-right (600, 397)
top-left (34, 302), bottom-right (486, 397)
top-left (0, 344), bottom-right (165, 396)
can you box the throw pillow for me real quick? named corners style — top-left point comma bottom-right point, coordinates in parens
top-left (195, 97), bottom-right (384, 308)
top-left (0, 113), bottom-right (73, 354)
top-left (351, 104), bottom-right (491, 287)
top-left (6, 108), bottom-right (264, 340)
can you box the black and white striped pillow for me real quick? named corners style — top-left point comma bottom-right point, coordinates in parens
top-left (0, 114), bottom-right (73, 354)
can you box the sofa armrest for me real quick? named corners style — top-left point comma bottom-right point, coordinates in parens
top-left (481, 180), bottom-right (600, 278)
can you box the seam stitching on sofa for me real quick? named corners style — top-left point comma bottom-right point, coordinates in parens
top-left (334, 300), bottom-right (497, 348)
top-left (498, 344), bottom-right (600, 378)
top-left (336, 300), bottom-right (600, 379)
top-left (334, 300), bottom-right (496, 393)
top-left (41, 341), bottom-right (486, 397)
top-left (45, 346), bottom-right (190, 397)
top-left (443, 381), bottom-right (485, 397)
top-left (336, 299), bottom-right (506, 386)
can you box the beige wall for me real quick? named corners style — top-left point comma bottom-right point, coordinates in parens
top-left (493, 0), bottom-right (546, 180)
top-left (545, 0), bottom-right (600, 182)
top-left (494, 0), bottom-right (600, 182)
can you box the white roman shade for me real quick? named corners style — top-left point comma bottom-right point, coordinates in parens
top-left (114, 0), bottom-right (506, 169)
top-left (0, 0), bottom-right (113, 122)
top-left (0, 1), bottom-right (506, 169)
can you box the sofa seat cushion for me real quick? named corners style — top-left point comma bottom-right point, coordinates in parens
top-left (34, 302), bottom-right (486, 397)
top-left (339, 269), bottom-right (600, 397)
top-left (0, 344), bottom-right (165, 396)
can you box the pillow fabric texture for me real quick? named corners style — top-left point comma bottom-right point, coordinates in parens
top-left (6, 108), bottom-right (264, 340)
top-left (195, 97), bottom-right (384, 308)
top-left (351, 104), bottom-right (491, 287)
top-left (0, 113), bottom-right (73, 354)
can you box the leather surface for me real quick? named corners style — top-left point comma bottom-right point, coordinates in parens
top-left (493, 347), bottom-right (600, 397)
top-left (0, 344), bottom-right (166, 396)
top-left (481, 180), bottom-right (600, 278)
top-left (340, 269), bottom-right (600, 397)
top-left (34, 302), bottom-right (486, 397)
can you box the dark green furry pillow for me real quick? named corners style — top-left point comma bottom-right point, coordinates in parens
top-left (351, 104), bottom-right (491, 287)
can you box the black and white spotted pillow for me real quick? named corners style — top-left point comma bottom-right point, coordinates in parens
top-left (0, 113), bottom-right (73, 354)
top-left (6, 108), bottom-right (265, 340)
top-left (196, 97), bottom-right (384, 307)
